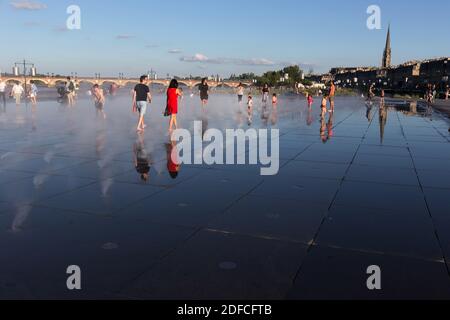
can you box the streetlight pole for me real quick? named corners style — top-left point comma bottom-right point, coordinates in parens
top-left (14, 59), bottom-right (34, 94)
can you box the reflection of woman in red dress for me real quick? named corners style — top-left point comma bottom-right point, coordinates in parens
top-left (167, 79), bottom-right (183, 132)
top-left (166, 141), bottom-right (180, 179)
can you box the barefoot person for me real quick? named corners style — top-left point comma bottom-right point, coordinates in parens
top-left (328, 81), bottom-right (336, 112)
top-left (132, 75), bottom-right (152, 132)
top-left (12, 82), bottom-right (24, 105)
top-left (237, 82), bottom-right (244, 104)
top-left (166, 79), bottom-right (183, 132)
top-left (262, 84), bottom-right (270, 104)
top-left (272, 93), bottom-right (278, 106)
top-left (66, 77), bottom-right (76, 106)
top-left (307, 93), bottom-right (314, 108)
top-left (92, 84), bottom-right (106, 119)
top-left (321, 94), bottom-right (328, 118)
top-left (0, 78), bottom-right (7, 108)
top-left (199, 78), bottom-right (209, 106)
top-left (367, 84), bottom-right (375, 102)
top-left (29, 81), bottom-right (38, 105)
top-left (247, 95), bottom-right (254, 125)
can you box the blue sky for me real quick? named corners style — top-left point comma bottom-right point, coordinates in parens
top-left (0, 0), bottom-right (449, 78)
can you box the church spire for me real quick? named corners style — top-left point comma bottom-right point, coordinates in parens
top-left (382, 24), bottom-right (392, 68)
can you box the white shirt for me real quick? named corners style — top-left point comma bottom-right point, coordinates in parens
top-left (0, 82), bottom-right (6, 92)
top-left (12, 84), bottom-right (24, 95)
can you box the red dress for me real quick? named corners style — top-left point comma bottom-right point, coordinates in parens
top-left (167, 88), bottom-right (178, 115)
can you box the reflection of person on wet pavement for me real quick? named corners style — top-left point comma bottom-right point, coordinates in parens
top-left (379, 105), bottom-right (388, 144)
top-left (306, 106), bottom-right (313, 126)
top-left (327, 113), bottom-right (334, 139)
top-left (261, 104), bottom-right (269, 125)
top-left (166, 141), bottom-right (180, 179)
top-left (201, 116), bottom-right (209, 140)
top-left (271, 102), bottom-right (278, 125)
top-left (320, 113), bottom-right (334, 143)
top-left (32, 105), bottom-right (37, 131)
top-left (320, 116), bottom-right (327, 143)
top-left (366, 103), bottom-right (373, 122)
top-left (134, 133), bottom-right (151, 182)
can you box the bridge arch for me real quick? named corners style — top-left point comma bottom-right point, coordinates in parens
top-left (30, 79), bottom-right (49, 86)
top-left (5, 79), bottom-right (21, 85)
top-left (216, 83), bottom-right (238, 88)
top-left (78, 79), bottom-right (98, 86)
top-left (121, 80), bottom-right (140, 87)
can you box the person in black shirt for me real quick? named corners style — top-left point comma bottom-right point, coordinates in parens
top-left (262, 84), bottom-right (270, 104)
top-left (132, 75), bottom-right (152, 132)
top-left (199, 78), bottom-right (209, 106)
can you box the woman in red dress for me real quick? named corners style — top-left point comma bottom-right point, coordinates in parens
top-left (167, 79), bottom-right (183, 132)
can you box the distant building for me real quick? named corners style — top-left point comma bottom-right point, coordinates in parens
top-left (327, 25), bottom-right (448, 91)
top-left (382, 25), bottom-right (392, 69)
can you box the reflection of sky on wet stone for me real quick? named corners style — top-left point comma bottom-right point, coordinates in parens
top-left (1, 91), bottom-right (450, 299)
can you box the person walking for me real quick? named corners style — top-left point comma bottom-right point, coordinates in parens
top-left (262, 84), bottom-right (270, 104)
top-left (29, 81), bottom-right (38, 105)
top-left (132, 75), bottom-right (152, 132)
top-left (445, 85), bottom-right (449, 100)
top-left (66, 77), bottom-right (76, 106)
top-left (328, 81), bottom-right (336, 112)
top-left (247, 95), bottom-right (254, 125)
top-left (199, 78), bottom-right (209, 106)
top-left (166, 79), bottom-right (183, 132)
top-left (237, 82), bottom-right (244, 104)
top-left (432, 84), bottom-right (437, 103)
top-left (307, 93), bottom-right (314, 108)
top-left (0, 78), bottom-right (7, 108)
top-left (92, 84), bottom-right (106, 119)
top-left (11, 82), bottom-right (24, 105)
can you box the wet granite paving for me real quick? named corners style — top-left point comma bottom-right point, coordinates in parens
top-left (1, 93), bottom-right (450, 300)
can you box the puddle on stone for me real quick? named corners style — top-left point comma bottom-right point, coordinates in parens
top-left (101, 242), bottom-right (119, 250)
top-left (219, 262), bottom-right (238, 270)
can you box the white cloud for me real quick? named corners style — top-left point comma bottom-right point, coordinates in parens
top-left (10, 1), bottom-right (47, 10)
top-left (168, 49), bottom-right (182, 54)
top-left (181, 53), bottom-right (210, 62)
top-left (235, 58), bottom-right (275, 66)
top-left (180, 54), bottom-right (275, 66)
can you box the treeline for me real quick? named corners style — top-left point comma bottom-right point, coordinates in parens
top-left (229, 65), bottom-right (312, 87)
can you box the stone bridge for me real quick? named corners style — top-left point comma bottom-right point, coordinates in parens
top-left (2, 76), bottom-right (253, 89)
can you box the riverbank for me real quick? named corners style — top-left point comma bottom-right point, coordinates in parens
top-left (431, 99), bottom-right (450, 114)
